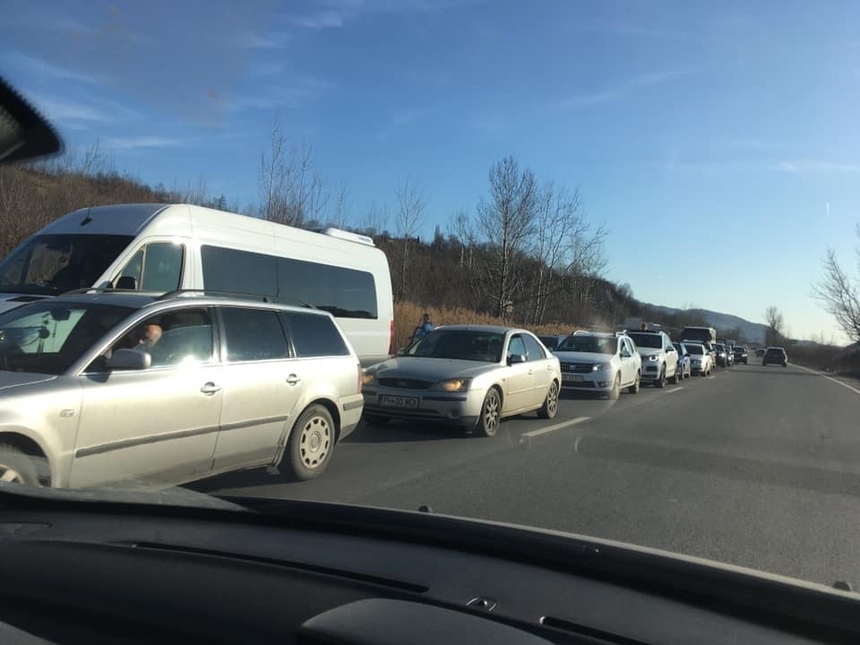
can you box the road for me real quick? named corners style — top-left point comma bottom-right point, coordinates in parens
top-left (190, 362), bottom-right (860, 589)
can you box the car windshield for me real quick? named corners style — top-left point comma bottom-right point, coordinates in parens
top-left (0, 301), bottom-right (133, 375)
top-left (626, 333), bottom-right (662, 349)
top-left (557, 335), bottom-right (616, 354)
top-left (2, 0), bottom-right (859, 596)
top-left (405, 330), bottom-right (505, 362)
top-left (0, 234), bottom-right (135, 295)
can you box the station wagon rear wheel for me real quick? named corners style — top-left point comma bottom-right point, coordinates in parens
top-left (285, 405), bottom-right (335, 480)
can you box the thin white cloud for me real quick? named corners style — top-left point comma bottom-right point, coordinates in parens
top-left (103, 136), bottom-right (185, 150)
top-left (227, 80), bottom-right (332, 112)
top-left (0, 52), bottom-right (104, 85)
top-left (777, 159), bottom-right (860, 174)
top-left (558, 69), bottom-right (694, 109)
top-left (23, 92), bottom-right (140, 129)
top-left (289, 9), bottom-right (346, 29)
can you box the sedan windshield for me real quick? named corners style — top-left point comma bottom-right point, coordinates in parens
top-left (405, 329), bottom-right (505, 362)
top-left (557, 335), bottom-right (615, 354)
top-left (0, 301), bottom-right (132, 374)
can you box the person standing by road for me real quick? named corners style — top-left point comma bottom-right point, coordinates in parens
top-left (412, 313), bottom-right (434, 343)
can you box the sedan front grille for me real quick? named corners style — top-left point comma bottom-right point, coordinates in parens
top-left (377, 378), bottom-right (434, 390)
top-left (561, 363), bottom-right (593, 374)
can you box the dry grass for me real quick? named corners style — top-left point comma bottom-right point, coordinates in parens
top-left (394, 301), bottom-right (582, 349)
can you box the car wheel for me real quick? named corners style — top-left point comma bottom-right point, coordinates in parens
top-left (655, 366), bottom-right (666, 388)
top-left (284, 404), bottom-right (335, 481)
top-left (0, 444), bottom-right (41, 486)
top-left (669, 365), bottom-right (679, 384)
top-left (608, 373), bottom-right (621, 400)
top-left (627, 370), bottom-right (640, 394)
top-left (363, 413), bottom-right (389, 427)
top-left (538, 380), bottom-right (559, 419)
top-left (475, 387), bottom-right (502, 437)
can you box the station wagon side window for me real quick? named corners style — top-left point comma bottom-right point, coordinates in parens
top-left (281, 311), bottom-right (350, 358)
top-left (220, 308), bottom-right (289, 362)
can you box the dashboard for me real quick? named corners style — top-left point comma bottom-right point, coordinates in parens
top-left (0, 495), bottom-right (855, 644)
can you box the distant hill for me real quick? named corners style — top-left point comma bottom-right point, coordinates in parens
top-left (642, 304), bottom-right (768, 343)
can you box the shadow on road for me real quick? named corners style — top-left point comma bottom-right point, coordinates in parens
top-left (344, 421), bottom-right (468, 444)
top-left (575, 435), bottom-right (860, 497)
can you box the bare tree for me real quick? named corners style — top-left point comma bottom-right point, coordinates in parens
top-left (527, 182), bottom-right (582, 324)
top-left (764, 305), bottom-right (785, 346)
top-left (392, 176), bottom-right (427, 300)
top-left (814, 234), bottom-right (860, 343)
top-left (467, 156), bottom-right (537, 318)
top-left (328, 180), bottom-right (350, 229)
top-left (259, 115), bottom-right (328, 227)
top-left (360, 202), bottom-right (389, 237)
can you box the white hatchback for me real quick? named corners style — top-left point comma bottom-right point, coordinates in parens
top-left (554, 332), bottom-right (642, 398)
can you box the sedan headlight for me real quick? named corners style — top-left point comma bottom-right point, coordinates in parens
top-left (592, 362), bottom-right (611, 372)
top-left (361, 370), bottom-right (377, 386)
top-left (646, 355), bottom-right (661, 362)
top-left (430, 377), bottom-right (472, 393)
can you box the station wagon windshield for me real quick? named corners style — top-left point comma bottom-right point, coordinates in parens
top-left (0, 301), bottom-right (132, 375)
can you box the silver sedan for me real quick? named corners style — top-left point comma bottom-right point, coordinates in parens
top-left (361, 325), bottom-right (562, 437)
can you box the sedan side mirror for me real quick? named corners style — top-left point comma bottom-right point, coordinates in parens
top-left (106, 348), bottom-right (151, 371)
top-left (508, 353), bottom-right (526, 365)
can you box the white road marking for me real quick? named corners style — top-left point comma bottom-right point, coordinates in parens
top-left (796, 364), bottom-right (860, 395)
top-left (574, 435), bottom-right (584, 452)
top-left (705, 375), bottom-right (716, 380)
top-left (522, 416), bottom-right (591, 438)
top-left (666, 387), bottom-right (684, 394)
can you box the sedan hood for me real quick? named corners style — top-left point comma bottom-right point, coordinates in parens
top-left (370, 357), bottom-right (502, 382)
top-left (554, 350), bottom-right (612, 363)
top-left (0, 371), bottom-right (56, 391)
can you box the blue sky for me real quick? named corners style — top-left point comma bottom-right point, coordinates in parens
top-left (1, 0), bottom-right (859, 342)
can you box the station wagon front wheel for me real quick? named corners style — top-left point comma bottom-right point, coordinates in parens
top-left (0, 445), bottom-right (41, 486)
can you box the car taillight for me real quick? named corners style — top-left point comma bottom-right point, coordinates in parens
top-left (388, 319), bottom-right (395, 356)
top-left (357, 364), bottom-right (363, 393)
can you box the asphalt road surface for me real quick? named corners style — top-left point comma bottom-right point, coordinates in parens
top-left (191, 362), bottom-right (860, 589)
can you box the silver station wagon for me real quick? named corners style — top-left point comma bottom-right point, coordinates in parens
top-left (0, 291), bottom-right (363, 488)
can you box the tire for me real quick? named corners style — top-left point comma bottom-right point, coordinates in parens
top-left (608, 373), bottom-right (620, 400)
top-left (537, 380), bottom-right (559, 419)
top-left (669, 365), bottom-right (679, 384)
top-left (627, 370), bottom-right (640, 394)
top-left (475, 387), bottom-right (502, 437)
top-left (0, 444), bottom-right (41, 485)
top-left (655, 365), bottom-right (666, 388)
top-left (284, 404), bottom-right (335, 481)
top-left (363, 413), bottom-right (389, 427)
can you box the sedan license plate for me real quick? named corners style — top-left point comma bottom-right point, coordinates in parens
top-left (379, 394), bottom-right (419, 409)
top-left (562, 374), bottom-right (584, 383)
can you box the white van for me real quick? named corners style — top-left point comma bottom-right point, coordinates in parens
top-left (0, 203), bottom-right (394, 366)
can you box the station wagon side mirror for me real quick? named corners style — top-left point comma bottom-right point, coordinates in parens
top-left (106, 348), bottom-right (151, 371)
top-left (508, 353), bottom-right (526, 365)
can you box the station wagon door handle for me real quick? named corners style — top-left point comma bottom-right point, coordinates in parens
top-left (200, 382), bottom-right (221, 395)
top-left (286, 374), bottom-right (302, 386)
